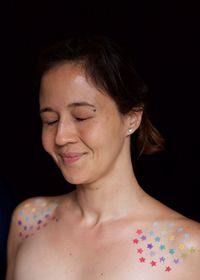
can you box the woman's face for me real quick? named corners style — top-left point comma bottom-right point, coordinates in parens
top-left (39, 63), bottom-right (135, 185)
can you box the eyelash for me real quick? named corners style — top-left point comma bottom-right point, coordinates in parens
top-left (75, 117), bottom-right (89, 122)
top-left (46, 120), bottom-right (58, 126)
top-left (45, 117), bottom-right (89, 126)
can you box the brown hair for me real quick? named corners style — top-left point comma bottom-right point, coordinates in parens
top-left (36, 35), bottom-right (165, 157)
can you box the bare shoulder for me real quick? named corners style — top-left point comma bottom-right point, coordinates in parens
top-left (147, 216), bottom-right (200, 278)
top-left (173, 217), bottom-right (200, 279)
top-left (179, 216), bottom-right (200, 239)
top-left (6, 195), bottom-right (62, 280)
top-left (176, 216), bottom-right (200, 256)
top-left (8, 191), bottom-right (75, 243)
top-left (130, 205), bottom-right (200, 279)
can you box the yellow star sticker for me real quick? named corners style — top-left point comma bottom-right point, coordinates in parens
top-left (179, 243), bottom-right (185, 250)
top-left (181, 252), bottom-right (188, 259)
top-left (169, 235), bottom-right (175, 241)
top-left (189, 247), bottom-right (196, 254)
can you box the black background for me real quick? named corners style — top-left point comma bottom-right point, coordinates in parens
top-left (1, 1), bottom-right (199, 223)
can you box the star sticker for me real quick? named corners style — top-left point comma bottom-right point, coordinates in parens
top-left (181, 252), bottom-right (188, 259)
top-left (136, 229), bottom-right (143, 235)
top-left (140, 235), bottom-right (147, 241)
top-left (153, 221), bottom-right (159, 227)
top-left (150, 251), bottom-right (156, 257)
top-left (184, 233), bottom-right (190, 239)
top-left (147, 243), bottom-right (153, 249)
top-left (137, 248), bottom-right (143, 254)
top-left (139, 257), bottom-right (145, 263)
top-left (174, 258), bottom-right (180, 264)
top-left (168, 235), bottom-right (175, 241)
top-left (24, 203), bottom-right (30, 208)
top-left (133, 238), bottom-right (139, 244)
top-left (160, 256), bottom-right (165, 263)
top-left (178, 243), bottom-right (185, 250)
top-left (169, 248), bottom-right (175, 255)
top-left (150, 261), bottom-right (157, 267)
top-left (155, 236), bottom-right (160, 242)
top-left (149, 230), bottom-right (155, 236)
top-left (189, 247), bottom-right (196, 254)
top-left (165, 266), bottom-right (171, 272)
top-left (18, 210), bottom-right (24, 216)
top-left (177, 227), bottom-right (184, 232)
top-left (160, 244), bottom-right (166, 251)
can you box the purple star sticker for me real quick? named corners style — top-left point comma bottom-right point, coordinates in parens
top-left (174, 258), bottom-right (180, 264)
top-left (150, 251), bottom-right (156, 257)
top-left (160, 256), bottom-right (165, 263)
top-left (140, 235), bottom-right (147, 241)
top-left (147, 243), bottom-right (153, 250)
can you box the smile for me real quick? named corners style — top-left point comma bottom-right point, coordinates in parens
top-left (60, 153), bottom-right (85, 165)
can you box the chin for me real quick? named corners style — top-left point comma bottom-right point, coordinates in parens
top-left (61, 171), bottom-right (91, 185)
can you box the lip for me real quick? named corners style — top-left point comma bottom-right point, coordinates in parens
top-left (60, 152), bottom-right (86, 164)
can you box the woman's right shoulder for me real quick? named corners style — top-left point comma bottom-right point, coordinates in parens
top-left (8, 196), bottom-right (59, 242)
top-left (6, 196), bottom-right (60, 279)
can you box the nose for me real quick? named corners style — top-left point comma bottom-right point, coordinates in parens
top-left (55, 120), bottom-right (78, 146)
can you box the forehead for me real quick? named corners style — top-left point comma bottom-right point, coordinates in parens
top-left (39, 63), bottom-right (117, 111)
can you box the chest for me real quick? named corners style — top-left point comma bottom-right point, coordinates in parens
top-left (13, 224), bottom-right (184, 280)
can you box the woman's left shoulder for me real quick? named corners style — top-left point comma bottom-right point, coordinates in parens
top-left (157, 216), bottom-right (200, 278)
top-left (177, 217), bottom-right (200, 249)
top-left (176, 217), bottom-right (200, 278)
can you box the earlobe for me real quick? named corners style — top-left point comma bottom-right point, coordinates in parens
top-left (127, 108), bottom-right (143, 134)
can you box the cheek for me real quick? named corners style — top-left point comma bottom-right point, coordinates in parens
top-left (41, 130), bottom-right (52, 153)
top-left (80, 117), bottom-right (122, 149)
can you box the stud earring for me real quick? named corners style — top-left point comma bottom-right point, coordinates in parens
top-left (128, 128), bottom-right (133, 134)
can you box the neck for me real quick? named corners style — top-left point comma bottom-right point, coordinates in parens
top-left (74, 155), bottom-right (146, 226)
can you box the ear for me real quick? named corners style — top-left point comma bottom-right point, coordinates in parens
top-left (125, 107), bottom-right (143, 135)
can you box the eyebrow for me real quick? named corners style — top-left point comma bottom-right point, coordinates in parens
top-left (40, 102), bottom-right (96, 114)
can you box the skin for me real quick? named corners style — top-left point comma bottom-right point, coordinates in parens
top-left (6, 63), bottom-right (200, 280)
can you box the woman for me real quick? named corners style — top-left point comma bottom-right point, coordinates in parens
top-left (6, 36), bottom-right (200, 279)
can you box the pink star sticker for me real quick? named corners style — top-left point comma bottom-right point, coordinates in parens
top-left (150, 261), bottom-right (157, 267)
top-left (139, 257), bottom-right (145, 263)
top-left (133, 238), bottom-right (139, 244)
top-left (136, 229), bottom-right (143, 235)
top-left (137, 248), bottom-right (143, 254)
top-left (165, 266), bottom-right (171, 272)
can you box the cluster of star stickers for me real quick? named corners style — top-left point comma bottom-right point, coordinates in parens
top-left (132, 222), bottom-right (197, 272)
top-left (17, 200), bottom-right (59, 239)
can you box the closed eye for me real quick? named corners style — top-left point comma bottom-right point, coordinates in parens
top-left (75, 117), bottom-right (90, 121)
top-left (46, 120), bottom-right (58, 126)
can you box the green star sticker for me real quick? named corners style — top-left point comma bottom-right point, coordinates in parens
top-left (160, 244), bottom-right (166, 251)
top-left (149, 230), bottom-right (155, 236)
top-left (155, 236), bottom-right (160, 242)
top-left (169, 248), bottom-right (175, 255)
